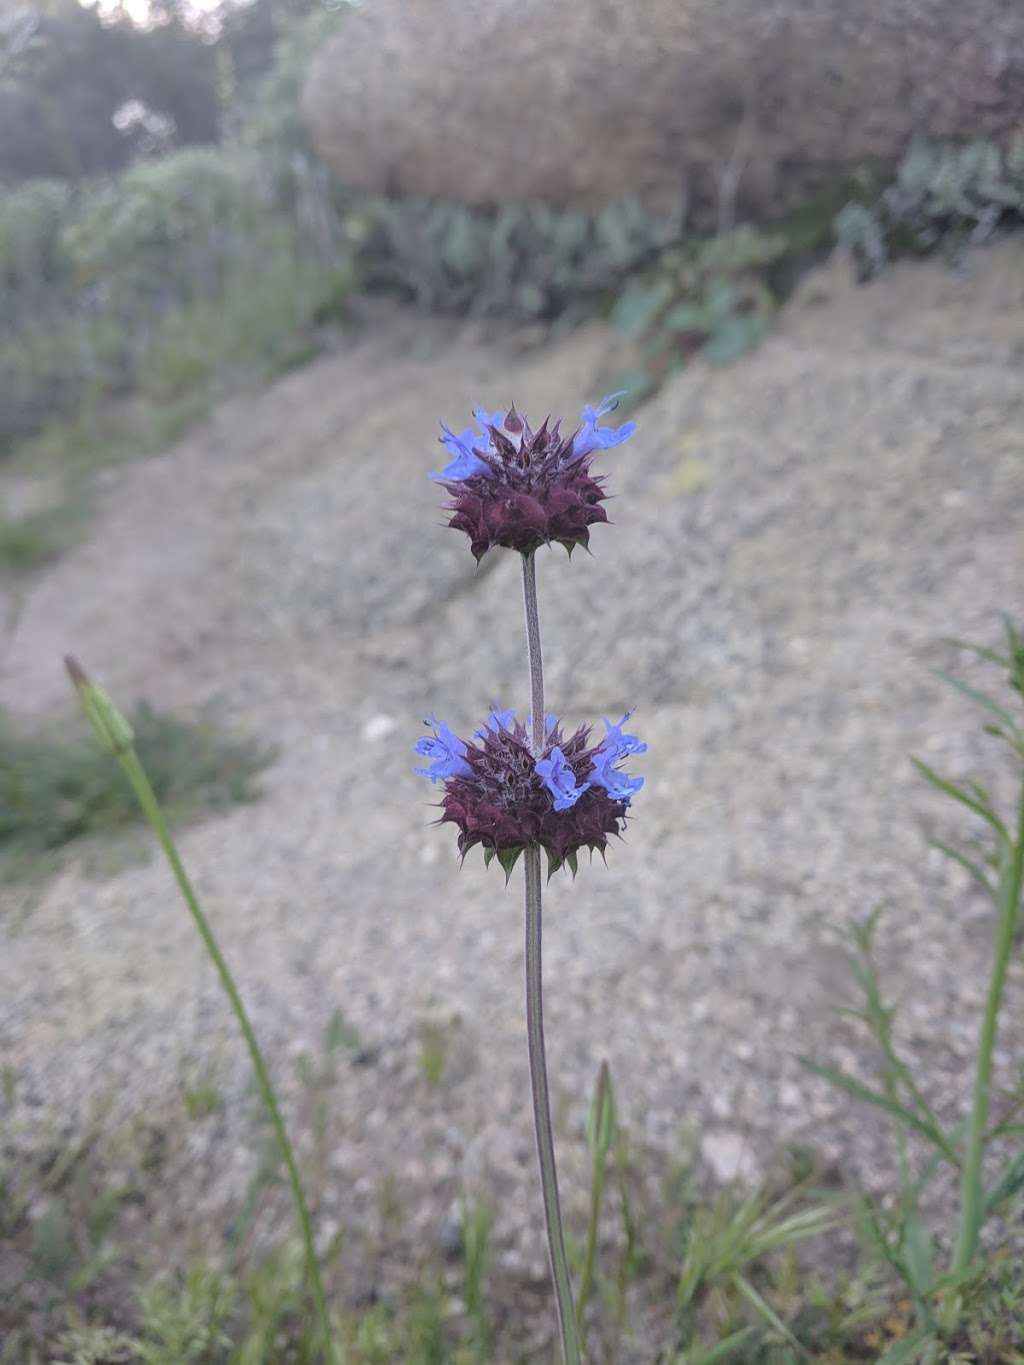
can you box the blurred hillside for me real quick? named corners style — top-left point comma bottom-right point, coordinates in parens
top-left (3, 0), bottom-right (1024, 469)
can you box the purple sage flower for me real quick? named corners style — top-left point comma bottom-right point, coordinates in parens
top-left (413, 708), bottom-right (644, 876)
top-left (430, 396), bottom-right (637, 561)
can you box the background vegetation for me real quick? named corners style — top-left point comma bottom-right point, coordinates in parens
top-left (4, 1), bottom-right (1023, 477)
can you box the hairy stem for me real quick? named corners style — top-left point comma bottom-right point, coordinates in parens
top-left (525, 846), bottom-right (581, 1365)
top-left (953, 773), bottom-right (1024, 1274)
top-left (522, 550), bottom-right (545, 754)
top-left (117, 748), bottom-right (338, 1365)
top-left (521, 551), bottom-right (582, 1365)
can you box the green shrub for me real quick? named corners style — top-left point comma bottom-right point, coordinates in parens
top-left (835, 134), bottom-right (1024, 274)
top-left (0, 497), bottom-right (83, 572)
top-left (61, 149), bottom-right (260, 301)
top-left (0, 701), bottom-right (272, 872)
top-left (0, 153), bottom-right (353, 454)
top-left (0, 178), bottom-right (73, 297)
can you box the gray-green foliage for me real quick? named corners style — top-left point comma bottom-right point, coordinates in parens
top-left (835, 135), bottom-right (1024, 274)
top-left (0, 150), bottom-right (351, 452)
top-left (54, 1325), bottom-right (139, 1365)
top-left (0, 178), bottom-right (71, 295)
top-left (136, 1264), bottom-right (234, 1364)
top-left (0, 495), bottom-right (83, 572)
top-left (0, 5), bottom-right (352, 457)
top-left (355, 194), bottom-right (685, 318)
top-left (62, 149), bottom-right (258, 296)
top-left (606, 225), bottom-right (786, 398)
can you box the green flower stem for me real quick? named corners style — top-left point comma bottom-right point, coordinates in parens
top-left (520, 552), bottom-right (583, 1365)
top-left (115, 745), bottom-right (338, 1364)
top-left (952, 773), bottom-right (1024, 1274)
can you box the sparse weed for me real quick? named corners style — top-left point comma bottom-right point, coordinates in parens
top-left (0, 701), bottom-right (272, 879)
top-left (418, 1019), bottom-right (450, 1088)
top-left (135, 1263), bottom-right (234, 1364)
top-left (0, 496), bottom-right (84, 573)
top-left (808, 619), bottom-right (1024, 1361)
top-left (180, 1063), bottom-right (224, 1121)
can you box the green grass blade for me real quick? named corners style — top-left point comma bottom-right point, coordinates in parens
top-left (732, 1274), bottom-right (808, 1358)
top-left (932, 670), bottom-right (1021, 742)
top-left (875, 1326), bottom-right (936, 1365)
top-left (687, 1326), bottom-right (758, 1364)
top-left (942, 638), bottom-right (1009, 669)
top-left (902, 1211), bottom-right (935, 1296)
top-left (910, 758), bottom-right (1009, 842)
top-left (984, 1150), bottom-right (1024, 1216)
top-left (801, 1060), bottom-right (959, 1165)
top-left (928, 839), bottom-right (995, 899)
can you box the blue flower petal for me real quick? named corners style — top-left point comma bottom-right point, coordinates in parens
top-left (414, 720), bottom-right (472, 781)
top-left (535, 746), bottom-right (590, 812)
top-left (590, 751), bottom-right (644, 805)
top-left (475, 707), bottom-right (515, 739)
top-left (572, 392), bottom-right (638, 460)
top-left (473, 407), bottom-right (506, 437)
top-left (430, 424), bottom-right (494, 482)
top-left (600, 712), bottom-right (648, 761)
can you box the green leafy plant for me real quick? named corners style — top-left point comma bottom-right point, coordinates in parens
top-left (53, 1324), bottom-right (139, 1365)
top-left (574, 1061), bottom-right (617, 1351)
top-left (135, 1263), bottom-right (234, 1365)
top-left (0, 145), bottom-right (352, 456)
top-left (674, 1182), bottom-right (838, 1358)
top-left (607, 225), bottom-right (786, 399)
top-left (0, 495), bottom-right (83, 572)
top-left (834, 135), bottom-right (1024, 275)
top-left (807, 619), bottom-right (1024, 1361)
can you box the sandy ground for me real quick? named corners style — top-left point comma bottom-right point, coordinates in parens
top-left (2, 243), bottom-right (1023, 1341)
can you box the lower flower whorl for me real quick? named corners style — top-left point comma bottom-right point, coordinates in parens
top-left (415, 709), bottom-right (645, 877)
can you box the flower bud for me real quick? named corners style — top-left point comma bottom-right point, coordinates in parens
top-left (64, 656), bottom-right (134, 756)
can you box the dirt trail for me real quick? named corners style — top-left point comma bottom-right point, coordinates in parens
top-left (2, 246), bottom-right (1023, 1300)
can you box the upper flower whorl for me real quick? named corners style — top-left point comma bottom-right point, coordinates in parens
top-left (430, 395), bottom-right (636, 561)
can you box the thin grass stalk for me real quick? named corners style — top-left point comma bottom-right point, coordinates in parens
top-left (575, 1133), bottom-right (606, 1344)
top-left (952, 773), bottom-right (1024, 1273)
top-left (117, 747), bottom-right (338, 1363)
top-left (520, 553), bottom-right (582, 1365)
top-left (65, 661), bottom-right (337, 1365)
